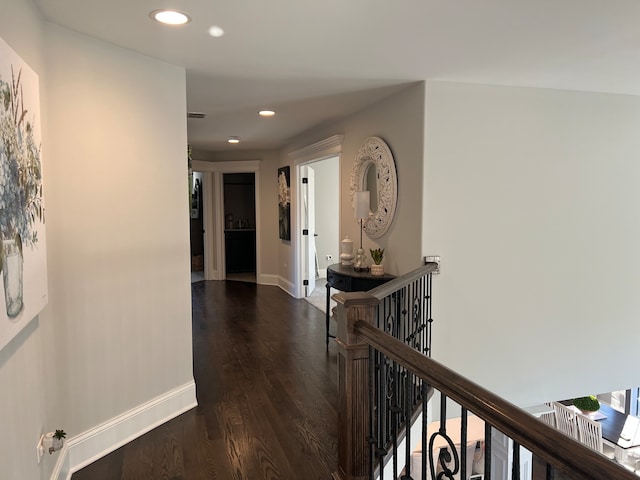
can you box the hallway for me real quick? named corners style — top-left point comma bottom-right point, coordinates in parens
top-left (72, 281), bottom-right (338, 479)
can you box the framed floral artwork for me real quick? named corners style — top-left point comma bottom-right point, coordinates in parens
top-left (0, 36), bottom-right (48, 351)
top-left (278, 166), bottom-right (290, 240)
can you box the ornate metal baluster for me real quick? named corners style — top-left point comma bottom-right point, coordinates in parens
top-left (461, 408), bottom-right (468, 480)
top-left (389, 358), bottom-right (399, 479)
top-left (363, 267), bottom-right (436, 479)
top-left (421, 383), bottom-right (429, 480)
top-left (546, 462), bottom-right (555, 480)
top-left (428, 393), bottom-right (460, 480)
top-left (400, 368), bottom-right (413, 480)
top-left (379, 351), bottom-right (386, 473)
top-left (378, 355), bottom-right (389, 477)
top-left (512, 440), bottom-right (521, 480)
top-left (426, 273), bottom-right (433, 357)
top-left (484, 423), bottom-right (492, 479)
top-left (368, 345), bottom-right (376, 480)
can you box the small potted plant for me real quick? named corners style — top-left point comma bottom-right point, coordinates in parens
top-left (51, 429), bottom-right (66, 453)
top-left (572, 396), bottom-right (600, 414)
top-left (370, 248), bottom-right (384, 276)
top-left (44, 429), bottom-right (66, 454)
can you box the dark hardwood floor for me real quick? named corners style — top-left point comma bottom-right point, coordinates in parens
top-left (72, 280), bottom-right (338, 480)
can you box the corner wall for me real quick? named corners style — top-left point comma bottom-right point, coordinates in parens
top-left (425, 81), bottom-right (640, 405)
top-left (0, 3), bottom-right (51, 479)
top-left (43, 15), bottom-right (195, 447)
top-left (0, 4), bottom-right (195, 478)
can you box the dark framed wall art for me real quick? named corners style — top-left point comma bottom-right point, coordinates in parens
top-left (278, 166), bottom-right (291, 240)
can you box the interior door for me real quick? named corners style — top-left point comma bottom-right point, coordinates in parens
top-left (302, 166), bottom-right (316, 296)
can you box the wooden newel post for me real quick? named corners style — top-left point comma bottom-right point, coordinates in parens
top-left (332, 291), bottom-right (380, 480)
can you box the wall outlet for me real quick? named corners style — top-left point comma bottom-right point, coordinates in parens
top-left (325, 254), bottom-right (333, 261)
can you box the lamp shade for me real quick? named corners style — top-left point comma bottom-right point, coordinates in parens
top-left (354, 191), bottom-right (370, 219)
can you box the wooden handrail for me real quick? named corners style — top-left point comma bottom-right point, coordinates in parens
top-left (367, 262), bottom-right (438, 300)
top-left (355, 319), bottom-right (637, 480)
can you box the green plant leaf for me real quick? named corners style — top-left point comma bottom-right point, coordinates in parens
top-left (369, 248), bottom-right (384, 264)
top-left (572, 396), bottom-right (600, 412)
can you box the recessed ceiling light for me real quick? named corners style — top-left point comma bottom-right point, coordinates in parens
top-left (150, 10), bottom-right (191, 26)
top-left (228, 136), bottom-right (240, 144)
top-left (259, 110), bottom-right (276, 117)
top-left (208, 26), bottom-right (225, 38)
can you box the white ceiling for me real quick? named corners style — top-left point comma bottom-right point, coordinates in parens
top-left (33, 0), bottom-right (640, 152)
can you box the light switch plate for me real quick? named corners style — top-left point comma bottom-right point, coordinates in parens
top-left (424, 255), bottom-right (440, 274)
top-left (36, 435), bottom-right (44, 464)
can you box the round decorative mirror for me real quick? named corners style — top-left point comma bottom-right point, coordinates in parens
top-left (350, 137), bottom-right (398, 238)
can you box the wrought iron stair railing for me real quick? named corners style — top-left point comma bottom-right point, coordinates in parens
top-left (331, 263), bottom-right (636, 480)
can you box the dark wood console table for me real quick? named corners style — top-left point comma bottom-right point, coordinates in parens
top-left (325, 264), bottom-right (395, 349)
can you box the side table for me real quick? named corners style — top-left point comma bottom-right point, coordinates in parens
top-left (325, 263), bottom-right (395, 349)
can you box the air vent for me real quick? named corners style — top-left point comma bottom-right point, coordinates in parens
top-left (187, 112), bottom-right (206, 119)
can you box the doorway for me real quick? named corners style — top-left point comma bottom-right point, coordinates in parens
top-left (190, 171), bottom-right (205, 283)
top-left (299, 156), bottom-right (340, 299)
top-left (190, 160), bottom-right (261, 283)
top-left (223, 173), bottom-right (257, 282)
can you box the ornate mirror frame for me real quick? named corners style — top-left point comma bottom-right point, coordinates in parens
top-left (350, 136), bottom-right (398, 238)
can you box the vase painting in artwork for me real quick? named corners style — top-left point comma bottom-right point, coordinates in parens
top-left (1, 237), bottom-right (23, 318)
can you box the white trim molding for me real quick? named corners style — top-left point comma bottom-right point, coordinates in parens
top-left (278, 275), bottom-right (296, 297)
top-left (191, 160), bottom-right (261, 283)
top-left (52, 380), bottom-right (197, 480)
top-left (288, 135), bottom-right (344, 164)
top-left (259, 273), bottom-right (279, 286)
top-left (192, 160), bottom-right (261, 172)
top-left (289, 136), bottom-right (344, 298)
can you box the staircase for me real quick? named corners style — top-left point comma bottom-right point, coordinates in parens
top-left (332, 263), bottom-right (636, 480)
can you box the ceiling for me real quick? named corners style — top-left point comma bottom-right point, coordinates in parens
top-left (33, 0), bottom-right (640, 153)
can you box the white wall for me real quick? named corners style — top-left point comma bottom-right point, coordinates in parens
top-left (43, 17), bottom-right (194, 432)
top-left (0, 3), bottom-right (195, 478)
top-left (285, 82), bottom-right (426, 277)
top-left (425, 81), bottom-right (640, 406)
top-left (0, 3), bottom-right (51, 479)
top-left (312, 156), bottom-right (339, 273)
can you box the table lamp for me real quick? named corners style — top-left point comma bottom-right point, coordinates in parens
top-left (353, 191), bottom-right (370, 271)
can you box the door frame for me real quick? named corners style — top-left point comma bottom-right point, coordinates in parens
top-left (192, 160), bottom-right (260, 281)
top-left (290, 135), bottom-right (343, 298)
top-left (301, 165), bottom-right (316, 296)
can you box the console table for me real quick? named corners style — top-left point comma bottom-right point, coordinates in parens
top-left (325, 264), bottom-right (395, 349)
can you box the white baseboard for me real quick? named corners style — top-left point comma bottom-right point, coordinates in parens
top-left (258, 273), bottom-right (279, 286)
top-left (51, 380), bottom-right (197, 480)
top-left (318, 268), bottom-right (327, 278)
top-left (278, 276), bottom-right (297, 297)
